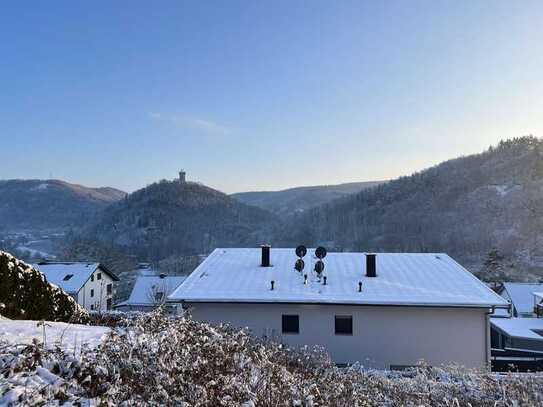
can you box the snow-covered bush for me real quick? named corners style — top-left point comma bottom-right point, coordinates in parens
top-left (0, 251), bottom-right (88, 322)
top-left (1, 311), bottom-right (543, 405)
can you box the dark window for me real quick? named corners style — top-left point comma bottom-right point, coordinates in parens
top-left (282, 315), bottom-right (299, 334)
top-left (155, 292), bottom-right (164, 302)
top-left (106, 298), bottom-right (112, 310)
top-left (335, 315), bottom-right (353, 335)
top-left (63, 274), bottom-right (73, 281)
top-left (97, 272), bottom-right (102, 280)
top-left (106, 284), bottom-right (112, 295)
top-left (91, 274), bottom-right (94, 282)
top-left (90, 304), bottom-right (94, 311)
top-left (90, 289), bottom-right (94, 298)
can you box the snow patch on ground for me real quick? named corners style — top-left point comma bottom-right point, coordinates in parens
top-left (0, 320), bottom-right (109, 353)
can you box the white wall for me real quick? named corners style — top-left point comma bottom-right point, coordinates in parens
top-left (77, 267), bottom-right (115, 312)
top-left (186, 303), bottom-right (488, 369)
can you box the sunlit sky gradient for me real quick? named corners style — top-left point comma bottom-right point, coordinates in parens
top-left (1, 1), bottom-right (542, 193)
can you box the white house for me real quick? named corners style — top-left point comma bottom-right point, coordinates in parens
top-left (168, 247), bottom-right (508, 369)
top-left (35, 262), bottom-right (119, 312)
top-left (115, 274), bottom-right (186, 312)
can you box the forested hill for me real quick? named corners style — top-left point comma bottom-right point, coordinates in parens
top-left (231, 181), bottom-right (384, 216)
top-left (0, 179), bottom-right (126, 231)
top-left (82, 179), bottom-right (277, 260)
top-left (276, 137), bottom-right (543, 267)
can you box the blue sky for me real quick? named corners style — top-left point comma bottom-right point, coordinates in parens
top-left (1, 1), bottom-right (542, 193)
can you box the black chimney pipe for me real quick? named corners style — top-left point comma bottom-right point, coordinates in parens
top-left (358, 281), bottom-right (363, 292)
top-left (366, 253), bottom-right (376, 277)
top-left (323, 276), bottom-right (327, 285)
top-left (270, 280), bottom-right (275, 290)
top-left (261, 245), bottom-right (271, 267)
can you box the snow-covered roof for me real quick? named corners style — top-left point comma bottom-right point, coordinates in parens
top-left (34, 262), bottom-right (119, 294)
top-left (491, 318), bottom-right (543, 341)
top-left (120, 275), bottom-right (186, 306)
top-left (501, 283), bottom-right (543, 315)
top-left (168, 248), bottom-right (508, 308)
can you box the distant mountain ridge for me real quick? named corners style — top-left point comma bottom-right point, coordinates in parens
top-left (0, 179), bottom-right (126, 231)
top-left (232, 181), bottom-right (384, 216)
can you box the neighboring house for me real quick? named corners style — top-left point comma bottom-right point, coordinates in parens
top-left (497, 283), bottom-right (543, 318)
top-left (490, 316), bottom-right (543, 371)
top-left (491, 317), bottom-right (543, 355)
top-left (115, 274), bottom-right (186, 312)
top-left (34, 262), bottom-right (119, 312)
top-left (168, 247), bottom-right (508, 369)
top-left (490, 288), bottom-right (543, 370)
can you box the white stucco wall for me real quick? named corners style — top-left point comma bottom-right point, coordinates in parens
top-left (186, 302), bottom-right (489, 369)
top-left (77, 267), bottom-right (115, 312)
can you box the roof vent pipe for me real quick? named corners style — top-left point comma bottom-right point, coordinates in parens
top-left (323, 276), bottom-right (327, 285)
top-left (304, 274), bottom-right (308, 285)
top-left (366, 253), bottom-right (376, 277)
top-left (261, 245), bottom-right (271, 267)
top-left (270, 280), bottom-right (275, 290)
top-left (358, 281), bottom-right (363, 292)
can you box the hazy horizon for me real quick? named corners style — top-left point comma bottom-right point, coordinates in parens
top-left (2, 1), bottom-right (542, 193)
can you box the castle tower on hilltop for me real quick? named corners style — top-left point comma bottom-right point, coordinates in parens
top-left (178, 170), bottom-right (186, 183)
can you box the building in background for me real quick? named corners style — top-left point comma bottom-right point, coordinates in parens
top-left (169, 247), bottom-right (508, 369)
top-left (115, 274), bottom-right (186, 312)
top-left (496, 283), bottom-right (543, 318)
top-left (35, 262), bottom-right (119, 312)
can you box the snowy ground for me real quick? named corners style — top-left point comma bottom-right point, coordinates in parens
top-left (0, 319), bottom-right (109, 354)
top-left (0, 320), bottom-right (109, 405)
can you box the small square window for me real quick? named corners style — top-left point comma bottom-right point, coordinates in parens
top-left (282, 315), bottom-right (299, 334)
top-left (97, 272), bottom-right (102, 280)
top-left (107, 284), bottom-right (112, 295)
top-left (106, 298), bottom-right (112, 310)
top-left (63, 274), bottom-right (73, 281)
top-left (155, 292), bottom-right (164, 302)
top-left (90, 289), bottom-right (94, 298)
top-left (335, 315), bottom-right (353, 335)
top-left (90, 304), bottom-right (94, 311)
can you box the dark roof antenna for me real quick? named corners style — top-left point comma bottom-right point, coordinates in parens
top-left (294, 245), bottom-right (306, 273)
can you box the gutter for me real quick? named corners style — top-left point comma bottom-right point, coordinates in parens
top-left (168, 299), bottom-right (510, 309)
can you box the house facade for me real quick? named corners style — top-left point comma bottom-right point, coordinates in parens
top-left (35, 262), bottom-right (119, 312)
top-left (168, 247), bottom-right (508, 369)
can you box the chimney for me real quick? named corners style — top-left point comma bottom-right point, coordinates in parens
top-left (366, 253), bottom-right (376, 277)
top-left (261, 245), bottom-right (271, 267)
top-left (179, 170), bottom-right (186, 183)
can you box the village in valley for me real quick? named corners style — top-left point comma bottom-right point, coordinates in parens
top-left (3, 1), bottom-right (543, 405)
top-left (3, 166), bottom-right (543, 404)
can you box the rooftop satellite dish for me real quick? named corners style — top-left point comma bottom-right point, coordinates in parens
top-left (295, 245), bottom-right (307, 258)
top-left (295, 258), bottom-right (305, 272)
top-left (315, 246), bottom-right (327, 259)
top-left (314, 260), bottom-right (325, 275)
